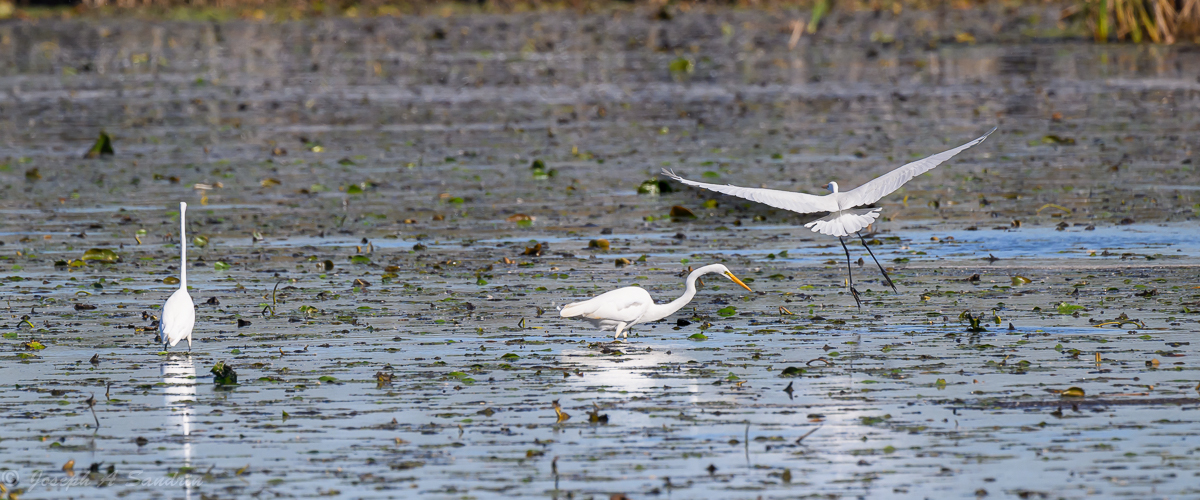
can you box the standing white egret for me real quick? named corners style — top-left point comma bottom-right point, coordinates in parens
top-left (662, 127), bottom-right (996, 307)
top-left (559, 263), bottom-right (752, 340)
top-left (160, 202), bottom-right (195, 351)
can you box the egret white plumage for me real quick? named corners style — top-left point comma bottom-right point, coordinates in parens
top-left (559, 264), bottom-right (752, 340)
top-left (160, 201), bottom-right (195, 351)
top-left (662, 127), bottom-right (996, 307)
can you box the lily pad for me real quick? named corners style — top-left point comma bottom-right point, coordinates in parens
top-left (637, 180), bottom-right (673, 195)
top-left (1062, 387), bottom-right (1085, 397)
top-left (779, 366), bottom-right (804, 377)
top-left (1056, 302), bottom-right (1085, 314)
top-left (84, 131), bottom-right (114, 159)
top-left (211, 361), bottom-right (238, 386)
top-left (669, 206), bottom-right (697, 219)
top-left (81, 248), bottom-right (120, 263)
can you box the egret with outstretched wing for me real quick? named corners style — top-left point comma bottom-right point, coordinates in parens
top-left (662, 127), bottom-right (996, 307)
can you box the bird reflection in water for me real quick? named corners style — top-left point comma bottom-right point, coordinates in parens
top-left (161, 358), bottom-right (197, 498)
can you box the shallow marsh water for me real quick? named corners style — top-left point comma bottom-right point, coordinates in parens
top-left (1, 11), bottom-right (1199, 500)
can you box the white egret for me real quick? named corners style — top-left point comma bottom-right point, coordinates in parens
top-left (559, 264), bottom-right (752, 340)
top-left (160, 201), bottom-right (195, 351)
top-left (662, 127), bottom-right (996, 307)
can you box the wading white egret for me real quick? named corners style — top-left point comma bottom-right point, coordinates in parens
top-left (662, 127), bottom-right (996, 307)
top-left (160, 202), bottom-right (195, 351)
top-left (559, 264), bottom-right (752, 340)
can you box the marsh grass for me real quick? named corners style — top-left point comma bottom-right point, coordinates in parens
top-left (1074, 0), bottom-right (1200, 43)
top-left (2, 0), bottom-right (1197, 43)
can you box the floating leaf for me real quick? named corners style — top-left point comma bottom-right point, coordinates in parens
top-left (337, 157), bottom-right (356, 166)
top-left (506, 214), bottom-right (534, 223)
top-left (84, 131), bottom-right (114, 159)
top-left (1061, 386), bottom-right (1085, 397)
top-left (669, 206), bottom-right (697, 219)
top-left (260, 178), bottom-right (282, 187)
top-left (588, 239), bottom-right (610, 251)
top-left (345, 184), bottom-right (364, 195)
top-left (530, 159), bottom-right (557, 179)
top-left (81, 248), bottom-right (120, 263)
top-left (24, 341), bottom-right (46, 350)
top-left (350, 255), bottom-right (371, 264)
top-left (213, 261), bottom-right (231, 271)
top-left (637, 180), bottom-right (673, 195)
top-left (688, 333), bottom-right (708, 340)
top-left (163, 276), bottom-right (180, 285)
top-left (447, 372), bottom-right (475, 384)
top-left (1012, 275), bottom-right (1032, 285)
top-left (211, 361), bottom-right (238, 386)
top-left (1041, 135), bottom-right (1076, 145)
top-left (192, 235), bottom-right (209, 248)
top-left (668, 57), bottom-right (694, 74)
top-left (1056, 302), bottom-right (1085, 314)
top-left (501, 353), bottom-right (520, 361)
top-left (717, 306), bottom-right (736, 317)
top-left (780, 366), bottom-right (804, 377)
top-left (523, 243), bottom-right (543, 257)
top-left (614, 257), bottom-right (632, 268)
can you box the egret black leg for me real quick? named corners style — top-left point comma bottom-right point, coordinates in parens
top-left (858, 231), bottom-right (898, 293)
top-left (839, 237), bottom-right (862, 308)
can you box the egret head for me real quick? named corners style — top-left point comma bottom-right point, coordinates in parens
top-left (824, 182), bottom-right (839, 193)
top-left (699, 264), bottom-right (752, 292)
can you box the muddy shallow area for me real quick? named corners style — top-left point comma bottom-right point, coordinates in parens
top-left (1, 12), bottom-right (1199, 500)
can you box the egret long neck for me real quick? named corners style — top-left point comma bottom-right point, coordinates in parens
top-left (179, 203), bottom-right (187, 289)
top-left (642, 269), bottom-right (704, 322)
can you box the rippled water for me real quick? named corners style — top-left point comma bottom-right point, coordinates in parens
top-left (0, 11), bottom-right (1198, 500)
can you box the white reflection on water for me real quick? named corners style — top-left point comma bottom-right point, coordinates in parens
top-left (161, 357), bottom-right (196, 499)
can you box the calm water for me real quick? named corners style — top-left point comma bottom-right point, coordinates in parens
top-left (0, 12), bottom-right (1198, 500)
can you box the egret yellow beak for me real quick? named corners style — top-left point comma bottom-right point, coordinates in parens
top-left (725, 271), bottom-right (752, 292)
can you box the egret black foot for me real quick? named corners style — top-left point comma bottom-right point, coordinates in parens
top-left (849, 286), bottom-right (863, 308)
top-left (858, 231), bottom-right (898, 293)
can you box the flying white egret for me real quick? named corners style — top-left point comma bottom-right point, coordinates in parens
top-left (559, 264), bottom-right (752, 340)
top-left (160, 202), bottom-right (195, 351)
top-left (662, 127), bottom-right (996, 307)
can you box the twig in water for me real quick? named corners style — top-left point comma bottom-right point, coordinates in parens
top-left (796, 426), bottom-right (820, 444)
top-left (86, 393), bottom-right (100, 429)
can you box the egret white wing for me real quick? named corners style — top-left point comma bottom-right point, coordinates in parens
top-left (560, 287), bottom-right (652, 324)
top-left (661, 169), bottom-right (838, 214)
top-left (839, 127), bottom-right (997, 208)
